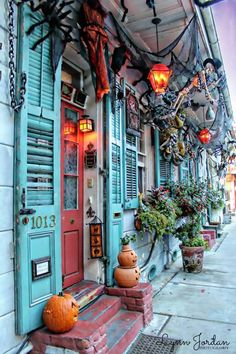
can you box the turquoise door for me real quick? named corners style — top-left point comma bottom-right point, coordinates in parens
top-left (15, 5), bottom-right (62, 334)
top-left (106, 78), bottom-right (124, 285)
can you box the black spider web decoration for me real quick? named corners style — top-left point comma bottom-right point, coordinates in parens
top-left (20, 0), bottom-right (76, 78)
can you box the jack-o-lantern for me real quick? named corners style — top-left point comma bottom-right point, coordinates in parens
top-left (43, 292), bottom-right (79, 333)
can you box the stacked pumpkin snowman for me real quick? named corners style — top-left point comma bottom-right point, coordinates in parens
top-left (114, 235), bottom-right (141, 287)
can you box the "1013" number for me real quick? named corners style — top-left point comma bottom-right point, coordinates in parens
top-left (31, 215), bottom-right (56, 229)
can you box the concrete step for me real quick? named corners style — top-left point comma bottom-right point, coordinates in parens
top-left (106, 309), bottom-right (143, 354)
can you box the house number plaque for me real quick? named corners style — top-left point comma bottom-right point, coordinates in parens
top-left (30, 215), bottom-right (56, 229)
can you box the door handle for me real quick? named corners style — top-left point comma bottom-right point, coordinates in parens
top-left (19, 208), bottom-right (36, 215)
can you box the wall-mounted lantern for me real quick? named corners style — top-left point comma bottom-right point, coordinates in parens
top-left (79, 115), bottom-right (94, 133)
top-left (88, 216), bottom-right (103, 259)
top-left (197, 128), bottom-right (212, 144)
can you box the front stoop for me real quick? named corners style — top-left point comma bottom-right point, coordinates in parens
top-left (30, 283), bottom-right (153, 354)
top-left (105, 282), bottom-right (153, 326)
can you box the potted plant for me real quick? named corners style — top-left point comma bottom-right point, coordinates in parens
top-left (170, 179), bottom-right (209, 273)
top-left (146, 186), bottom-right (181, 234)
top-left (135, 208), bottom-right (168, 240)
top-left (207, 188), bottom-right (225, 224)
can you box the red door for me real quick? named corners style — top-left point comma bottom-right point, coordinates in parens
top-left (61, 101), bottom-right (84, 288)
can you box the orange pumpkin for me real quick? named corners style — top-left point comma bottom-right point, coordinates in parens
top-left (43, 292), bottom-right (79, 333)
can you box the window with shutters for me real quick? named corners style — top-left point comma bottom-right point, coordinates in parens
top-left (111, 82), bottom-right (122, 205)
top-left (124, 133), bottom-right (138, 209)
top-left (137, 122), bottom-right (146, 194)
top-left (160, 159), bottom-right (172, 186)
top-left (27, 116), bottom-right (54, 206)
top-left (180, 159), bottom-right (189, 180)
top-left (112, 144), bottom-right (121, 203)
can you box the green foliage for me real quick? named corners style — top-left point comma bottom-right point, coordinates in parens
top-left (120, 233), bottom-right (137, 245)
top-left (183, 237), bottom-right (208, 248)
top-left (137, 208), bottom-right (168, 239)
top-left (169, 178), bottom-right (209, 215)
top-left (146, 187), bottom-right (181, 234)
top-left (169, 179), bottom-right (210, 247)
top-left (207, 188), bottom-right (225, 210)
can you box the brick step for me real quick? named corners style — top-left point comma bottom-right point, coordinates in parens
top-left (106, 309), bottom-right (143, 354)
top-left (79, 294), bottom-right (122, 327)
top-left (65, 280), bottom-right (105, 310)
top-left (30, 283), bottom-right (153, 354)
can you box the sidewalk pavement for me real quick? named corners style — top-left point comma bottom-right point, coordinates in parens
top-left (143, 218), bottom-right (236, 354)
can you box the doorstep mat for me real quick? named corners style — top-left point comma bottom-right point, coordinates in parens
top-left (127, 333), bottom-right (180, 354)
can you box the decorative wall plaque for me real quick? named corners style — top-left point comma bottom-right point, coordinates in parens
top-left (84, 143), bottom-right (97, 168)
top-left (126, 93), bottom-right (141, 137)
top-left (32, 256), bottom-right (51, 280)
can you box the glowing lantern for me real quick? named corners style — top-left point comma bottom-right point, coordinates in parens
top-left (197, 128), bottom-right (212, 144)
top-left (64, 120), bottom-right (76, 136)
top-left (79, 115), bottom-right (94, 133)
top-left (148, 63), bottom-right (172, 93)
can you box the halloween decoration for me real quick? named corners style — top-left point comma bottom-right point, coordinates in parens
top-left (110, 76), bottom-right (125, 114)
top-left (121, 0), bottom-right (129, 22)
top-left (126, 92), bottom-right (141, 137)
top-left (88, 216), bottom-right (103, 258)
top-left (114, 236), bottom-right (141, 288)
top-left (96, 5), bottom-right (231, 163)
top-left (111, 45), bottom-right (129, 75)
top-left (43, 292), bottom-right (79, 333)
top-left (8, 0), bottom-right (27, 112)
top-left (148, 63), bottom-right (172, 94)
top-left (22, 0), bottom-right (75, 78)
top-left (78, 0), bottom-right (110, 102)
top-left (197, 128), bottom-right (212, 144)
top-left (146, 0), bottom-right (155, 9)
top-left (194, 0), bottom-right (225, 7)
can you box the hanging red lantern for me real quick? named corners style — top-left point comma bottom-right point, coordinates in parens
top-left (197, 128), bottom-right (212, 144)
top-left (148, 63), bottom-right (172, 93)
top-left (64, 120), bottom-right (76, 136)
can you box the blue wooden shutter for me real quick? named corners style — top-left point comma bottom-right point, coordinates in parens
top-left (122, 81), bottom-right (138, 209)
top-left (180, 159), bottom-right (189, 180)
top-left (160, 158), bottom-right (173, 186)
top-left (106, 77), bottom-right (123, 286)
top-left (15, 5), bottom-right (61, 334)
top-left (111, 99), bottom-right (122, 204)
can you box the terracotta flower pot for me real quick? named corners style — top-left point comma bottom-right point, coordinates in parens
top-left (134, 217), bottom-right (142, 231)
top-left (117, 244), bottom-right (138, 267)
top-left (180, 245), bottom-right (204, 273)
top-left (114, 265), bottom-right (141, 288)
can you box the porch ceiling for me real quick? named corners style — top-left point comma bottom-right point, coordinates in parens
top-left (101, 0), bottom-right (201, 54)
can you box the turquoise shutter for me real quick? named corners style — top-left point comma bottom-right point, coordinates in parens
top-left (160, 159), bottom-right (173, 186)
top-left (106, 77), bottom-right (123, 285)
top-left (154, 129), bottom-right (174, 187)
top-left (15, 5), bottom-right (61, 334)
top-left (122, 80), bottom-right (138, 209)
top-left (180, 159), bottom-right (189, 180)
